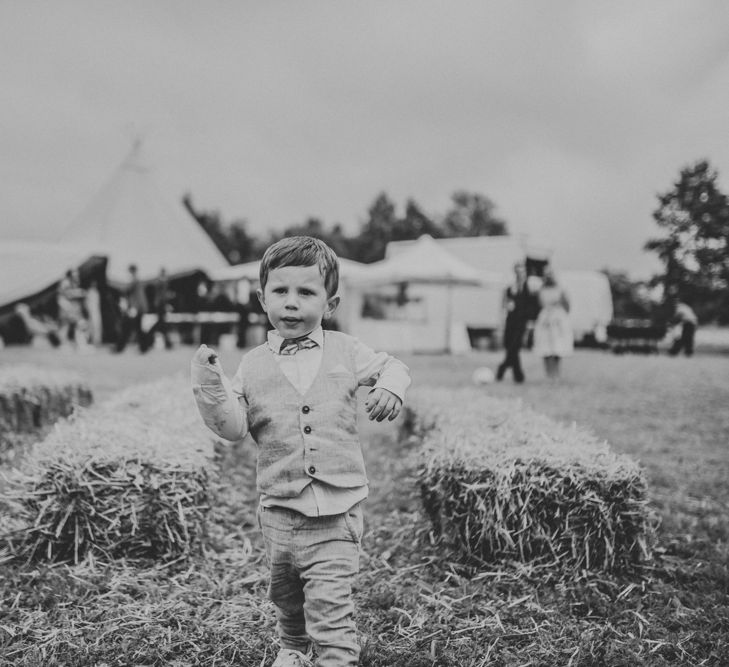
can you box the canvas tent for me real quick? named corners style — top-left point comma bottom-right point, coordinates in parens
top-left (385, 235), bottom-right (549, 332)
top-left (349, 235), bottom-right (489, 352)
top-left (59, 142), bottom-right (228, 286)
top-left (358, 234), bottom-right (493, 286)
top-left (370, 235), bottom-right (535, 350)
top-left (558, 270), bottom-right (613, 343)
top-left (0, 241), bottom-right (103, 310)
top-left (383, 236), bottom-right (613, 347)
top-left (0, 240), bottom-right (107, 344)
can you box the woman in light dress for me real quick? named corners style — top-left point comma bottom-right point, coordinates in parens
top-left (533, 266), bottom-right (573, 379)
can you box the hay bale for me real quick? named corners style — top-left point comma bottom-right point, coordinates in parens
top-left (0, 365), bottom-right (93, 454)
top-left (1, 376), bottom-right (216, 564)
top-left (405, 387), bottom-right (653, 573)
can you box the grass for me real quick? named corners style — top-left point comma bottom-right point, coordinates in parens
top-left (0, 340), bottom-right (728, 665)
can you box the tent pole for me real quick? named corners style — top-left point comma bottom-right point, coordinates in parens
top-left (445, 283), bottom-right (452, 353)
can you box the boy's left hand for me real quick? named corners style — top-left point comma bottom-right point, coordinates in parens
top-left (365, 388), bottom-right (402, 422)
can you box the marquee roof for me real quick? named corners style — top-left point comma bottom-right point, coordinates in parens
top-left (59, 142), bottom-right (228, 285)
top-left (0, 240), bottom-right (103, 310)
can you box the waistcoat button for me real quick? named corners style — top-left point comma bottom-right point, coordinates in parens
top-left (303, 425), bottom-right (312, 434)
top-left (302, 405), bottom-right (310, 414)
top-left (308, 466), bottom-right (316, 475)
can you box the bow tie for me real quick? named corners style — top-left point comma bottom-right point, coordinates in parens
top-left (279, 336), bottom-right (318, 356)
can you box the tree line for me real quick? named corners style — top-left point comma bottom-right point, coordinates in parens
top-left (184, 164), bottom-right (729, 324)
top-left (182, 190), bottom-right (507, 266)
top-left (645, 159), bottom-right (729, 324)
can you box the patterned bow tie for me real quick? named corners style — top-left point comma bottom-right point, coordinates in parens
top-left (279, 336), bottom-right (318, 356)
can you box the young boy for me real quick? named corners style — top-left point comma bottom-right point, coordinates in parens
top-left (191, 236), bottom-right (410, 667)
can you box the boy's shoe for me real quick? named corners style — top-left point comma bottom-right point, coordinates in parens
top-left (271, 648), bottom-right (313, 667)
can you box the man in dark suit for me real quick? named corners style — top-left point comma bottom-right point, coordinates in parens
top-left (115, 264), bottom-right (150, 353)
top-left (496, 262), bottom-right (531, 383)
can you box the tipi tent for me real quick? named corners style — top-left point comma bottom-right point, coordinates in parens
top-left (0, 240), bottom-right (106, 344)
top-left (59, 142), bottom-right (228, 285)
top-left (0, 241), bottom-right (103, 310)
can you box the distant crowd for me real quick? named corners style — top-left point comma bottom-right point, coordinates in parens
top-left (2, 261), bottom-right (699, 365)
top-left (494, 261), bottom-right (698, 384)
top-left (3, 263), bottom-right (265, 354)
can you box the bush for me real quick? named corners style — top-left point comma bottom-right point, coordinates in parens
top-left (405, 387), bottom-right (654, 573)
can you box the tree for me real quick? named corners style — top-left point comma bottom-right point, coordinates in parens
top-left (350, 191), bottom-right (508, 263)
top-left (183, 194), bottom-right (231, 262)
top-left (352, 192), bottom-right (399, 263)
top-left (274, 217), bottom-right (352, 259)
top-left (442, 191), bottom-right (507, 237)
top-left (182, 193), bottom-right (261, 264)
top-left (186, 187), bottom-right (512, 269)
top-left (396, 199), bottom-right (443, 241)
top-left (227, 219), bottom-right (265, 263)
top-left (645, 160), bottom-right (729, 323)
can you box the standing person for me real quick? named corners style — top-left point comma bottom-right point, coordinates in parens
top-left (533, 266), bottom-right (573, 379)
top-left (233, 279), bottom-right (253, 349)
top-left (208, 282), bottom-right (236, 346)
top-left (496, 262), bottom-right (531, 383)
top-left (191, 236), bottom-right (410, 667)
top-left (115, 264), bottom-right (150, 353)
top-left (151, 267), bottom-right (173, 349)
top-left (57, 268), bottom-right (87, 347)
top-left (668, 301), bottom-right (698, 357)
top-left (85, 280), bottom-right (103, 347)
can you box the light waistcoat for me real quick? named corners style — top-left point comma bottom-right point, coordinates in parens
top-left (238, 331), bottom-right (367, 498)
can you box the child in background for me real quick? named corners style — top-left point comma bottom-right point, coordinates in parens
top-left (191, 236), bottom-right (410, 667)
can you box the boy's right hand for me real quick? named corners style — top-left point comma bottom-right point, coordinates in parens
top-left (190, 344), bottom-right (224, 385)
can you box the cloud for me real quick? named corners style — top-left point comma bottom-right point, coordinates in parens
top-left (1, 1), bottom-right (729, 278)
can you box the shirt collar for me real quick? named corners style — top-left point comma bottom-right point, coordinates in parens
top-left (267, 326), bottom-right (324, 353)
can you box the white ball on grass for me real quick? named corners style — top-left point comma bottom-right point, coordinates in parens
top-left (472, 366), bottom-right (495, 385)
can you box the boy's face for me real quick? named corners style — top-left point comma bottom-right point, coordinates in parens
top-left (257, 264), bottom-right (339, 339)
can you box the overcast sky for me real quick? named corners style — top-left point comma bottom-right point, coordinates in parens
top-left (2, 1), bottom-right (729, 278)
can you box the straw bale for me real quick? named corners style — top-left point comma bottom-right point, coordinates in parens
top-left (406, 387), bottom-right (653, 572)
top-left (0, 365), bottom-right (92, 453)
top-left (1, 375), bottom-right (216, 564)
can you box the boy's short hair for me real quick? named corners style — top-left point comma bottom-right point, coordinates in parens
top-left (259, 236), bottom-right (340, 297)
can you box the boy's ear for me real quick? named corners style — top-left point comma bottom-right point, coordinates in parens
top-left (324, 295), bottom-right (340, 320)
top-left (256, 288), bottom-right (267, 312)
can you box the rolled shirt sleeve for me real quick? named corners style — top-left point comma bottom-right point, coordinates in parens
top-left (191, 359), bottom-right (248, 441)
top-left (352, 338), bottom-right (411, 401)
